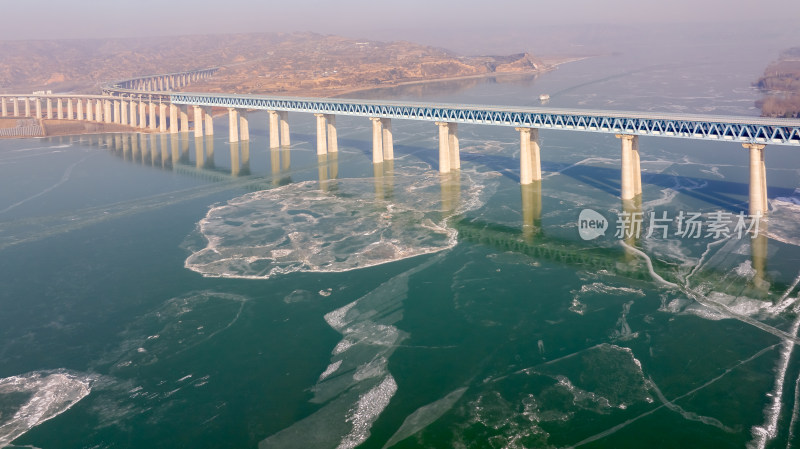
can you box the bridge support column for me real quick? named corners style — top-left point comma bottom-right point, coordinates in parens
top-left (120, 100), bottom-right (127, 125)
top-left (67, 98), bottom-right (73, 120)
top-left (35, 99), bottom-right (42, 119)
top-left (315, 113), bottom-right (327, 155)
top-left (139, 101), bottom-right (147, 129)
top-left (12, 98), bottom-right (19, 117)
top-left (381, 118), bottom-right (393, 160)
top-left (268, 111), bottom-right (280, 148)
top-left (370, 117), bottom-right (383, 163)
top-left (128, 100), bottom-right (136, 127)
top-left (24, 98), bottom-right (31, 117)
top-left (743, 143), bottom-right (768, 215)
top-left (45, 98), bottom-right (52, 119)
top-left (57, 98), bottom-right (64, 119)
top-left (169, 104), bottom-right (178, 133)
top-left (449, 123), bottom-right (460, 170)
top-left (0, 98), bottom-right (6, 117)
top-left (113, 100), bottom-right (120, 124)
top-left (325, 114), bottom-right (337, 153)
top-left (97, 100), bottom-right (104, 123)
top-left (105, 100), bottom-right (113, 124)
top-left (516, 127), bottom-right (542, 184)
top-left (204, 107), bottom-right (213, 136)
top-left (616, 134), bottom-right (641, 200)
top-left (279, 111), bottom-right (290, 147)
top-left (159, 103), bottom-right (167, 132)
top-left (148, 102), bottom-right (156, 129)
top-left (228, 108), bottom-right (239, 143)
top-left (86, 100), bottom-right (94, 121)
top-left (76, 99), bottom-right (84, 120)
top-left (239, 111), bottom-right (249, 141)
top-left (193, 106), bottom-right (204, 138)
top-left (435, 122), bottom-right (460, 173)
top-left (179, 106), bottom-right (189, 133)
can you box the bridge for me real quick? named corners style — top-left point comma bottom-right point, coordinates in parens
top-left (2, 66), bottom-right (800, 216)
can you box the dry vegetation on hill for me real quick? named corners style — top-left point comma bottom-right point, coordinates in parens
top-left (0, 32), bottom-right (548, 96)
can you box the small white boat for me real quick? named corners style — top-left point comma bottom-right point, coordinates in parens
top-left (539, 94), bottom-right (550, 102)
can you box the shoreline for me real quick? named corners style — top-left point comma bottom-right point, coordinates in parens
top-left (240, 55), bottom-right (594, 99)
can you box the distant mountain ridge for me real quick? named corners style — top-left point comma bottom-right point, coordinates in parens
top-left (0, 32), bottom-right (547, 96)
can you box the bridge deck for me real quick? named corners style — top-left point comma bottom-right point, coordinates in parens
top-left (164, 91), bottom-right (800, 146)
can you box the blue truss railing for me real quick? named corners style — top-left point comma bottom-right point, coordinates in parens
top-left (168, 92), bottom-right (800, 146)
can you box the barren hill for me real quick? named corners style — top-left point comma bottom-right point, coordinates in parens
top-left (0, 32), bottom-right (547, 96)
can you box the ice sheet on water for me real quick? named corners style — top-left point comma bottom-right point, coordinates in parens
top-left (260, 257), bottom-right (440, 449)
top-left (383, 387), bottom-right (467, 448)
top-left (93, 291), bottom-right (249, 372)
top-left (185, 170), bottom-right (495, 279)
top-left (0, 370), bottom-right (94, 447)
top-left (768, 194), bottom-right (800, 247)
top-left (449, 344), bottom-right (652, 448)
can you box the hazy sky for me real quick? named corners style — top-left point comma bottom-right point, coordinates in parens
top-left (3, 0), bottom-right (799, 43)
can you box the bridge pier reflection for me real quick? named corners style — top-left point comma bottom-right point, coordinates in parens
top-left (521, 181), bottom-right (542, 241)
top-left (205, 135), bottom-right (215, 167)
top-left (229, 142), bottom-right (239, 176)
top-left (195, 136), bottom-right (205, 168)
top-left (440, 172), bottom-right (461, 214)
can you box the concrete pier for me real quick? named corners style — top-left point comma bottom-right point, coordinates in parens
top-left (516, 127), bottom-right (542, 184)
top-left (46, 98), bottom-right (52, 119)
top-left (279, 111), bottom-right (290, 147)
top-left (57, 98), bottom-right (64, 120)
top-left (12, 98), bottom-right (19, 117)
top-left (147, 102), bottom-right (155, 129)
top-left (67, 98), bottom-right (73, 120)
top-left (203, 108), bottom-right (213, 136)
top-left (435, 122), bottom-right (460, 173)
top-left (169, 104), bottom-right (178, 133)
top-left (76, 99), bottom-right (84, 120)
top-left (112, 100), bottom-right (120, 123)
top-left (180, 106), bottom-right (189, 133)
top-left (35, 99), bottom-right (42, 119)
top-left (24, 98), bottom-right (31, 117)
top-left (129, 100), bottom-right (137, 127)
top-left (268, 111), bottom-right (280, 148)
top-left (159, 103), bottom-right (167, 132)
top-left (239, 111), bottom-right (249, 141)
top-left (104, 100), bottom-right (112, 124)
top-left (743, 143), bottom-right (768, 215)
top-left (616, 134), bottom-right (642, 200)
top-left (86, 100), bottom-right (94, 121)
top-left (96, 100), bottom-right (103, 123)
top-left (228, 108), bottom-right (239, 143)
top-left (139, 101), bottom-right (147, 129)
top-left (193, 106), bottom-right (204, 138)
top-left (381, 118), bottom-right (393, 160)
top-left (370, 117), bottom-right (383, 163)
top-left (0, 98), bottom-right (6, 117)
top-left (315, 113), bottom-right (327, 155)
top-left (325, 114), bottom-right (338, 153)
